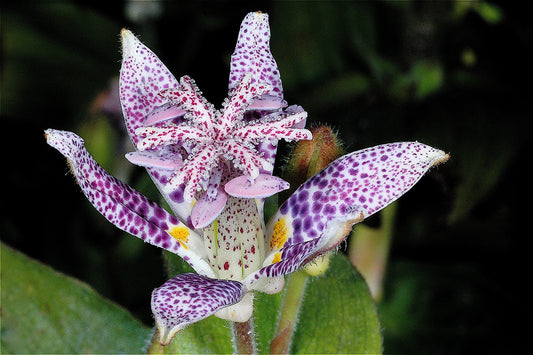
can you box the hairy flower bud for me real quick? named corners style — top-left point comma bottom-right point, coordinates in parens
top-left (282, 125), bottom-right (344, 200)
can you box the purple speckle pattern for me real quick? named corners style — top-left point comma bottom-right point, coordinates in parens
top-left (247, 238), bottom-right (323, 283)
top-left (131, 66), bottom-right (309, 207)
top-left (116, 16), bottom-right (311, 239)
top-left (270, 142), bottom-right (446, 245)
top-left (246, 142), bottom-right (447, 285)
top-left (229, 12), bottom-right (282, 97)
top-left (231, 12), bottom-right (302, 175)
top-left (119, 29), bottom-right (195, 224)
top-left (44, 129), bottom-right (212, 275)
top-left (119, 29), bottom-right (180, 146)
top-left (152, 273), bottom-right (243, 342)
top-left (120, 21), bottom-right (310, 224)
top-left (136, 72), bottom-right (309, 203)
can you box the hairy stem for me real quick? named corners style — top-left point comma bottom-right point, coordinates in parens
top-left (232, 318), bottom-right (256, 355)
top-left (270, 270), bottom-right (309, 354)
top-left (146, 328), bottom-right (165, 354)
top-left (349, 202), bottom-right (397, 302)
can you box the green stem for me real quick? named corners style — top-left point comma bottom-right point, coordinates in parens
top-left (232, 318), bottom-right (256, 355)
top-left (270, 270), bottom-right (309, 354)
top-left (146, 328), bottom-right (165, 354)
top-left (349, 202), bottom-right (397, 302)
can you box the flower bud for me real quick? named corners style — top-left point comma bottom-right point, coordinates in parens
top-left (282, 125), bottom-right (344, 199)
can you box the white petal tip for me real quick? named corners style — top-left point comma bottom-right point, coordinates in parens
top-left (156, 323), bottom-right (185, 346)
top-left (432, 151), bottom-right (450, 166)
top-left (120, 29), bottom-right (137, 56)
top-left (44, 129), bottom-right (85, 161)
top-left (250, 11), bottom-right (268, 22)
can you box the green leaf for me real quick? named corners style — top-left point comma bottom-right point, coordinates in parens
top-left (291, 254), bottom-right (383, 354)
top-left (0, 242), bottom-right (151, 354)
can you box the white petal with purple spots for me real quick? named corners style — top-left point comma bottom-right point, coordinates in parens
top-left (229, 12), bottom-right (283, 97)
top-left (45, 129), bottom-right (214, 277)
top-left (119, 29), bottom-right (195, 225)
top-left (152, 273), bottom-right (244, 345)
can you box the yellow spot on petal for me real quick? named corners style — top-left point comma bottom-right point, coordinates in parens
top-left (270, 218), bottom-right (289, 250)
top-left (168, 225), bottom-right (190, 249)
top-left (272, 252), bottom-right (282, 264)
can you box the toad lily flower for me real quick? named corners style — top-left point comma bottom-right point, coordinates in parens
top-left (45, 12), bottom-right (448, 346)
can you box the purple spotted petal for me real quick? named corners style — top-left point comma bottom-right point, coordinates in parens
top-left (244, 238), bottom-right (323, 290)
top-left (269, 142), bottom-right (448, 246)
top-left (224, 174), bottom-right (290, 198)
top-left (119, 29), bottom-right (180, 145)
top-left (152, 273), bottom-right (244, 345)
top-left (229, 12), bottom-right (282, 97)
top-left (229, 12), bottom-right (303, 177)
top-left (45, 129), bottom-right (214, 277)
top-left (120, 29), bottom-right (194, 223)
top-left (245, 142), bottom-right (448, 289)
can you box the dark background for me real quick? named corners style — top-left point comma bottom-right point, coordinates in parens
top-left (2, 1), bottom-right (531, 353)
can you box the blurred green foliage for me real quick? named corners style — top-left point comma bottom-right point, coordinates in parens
top-left (2, 1), bottom-right (530, 353)
top-left (1, 243), bottom-right (151, 353)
